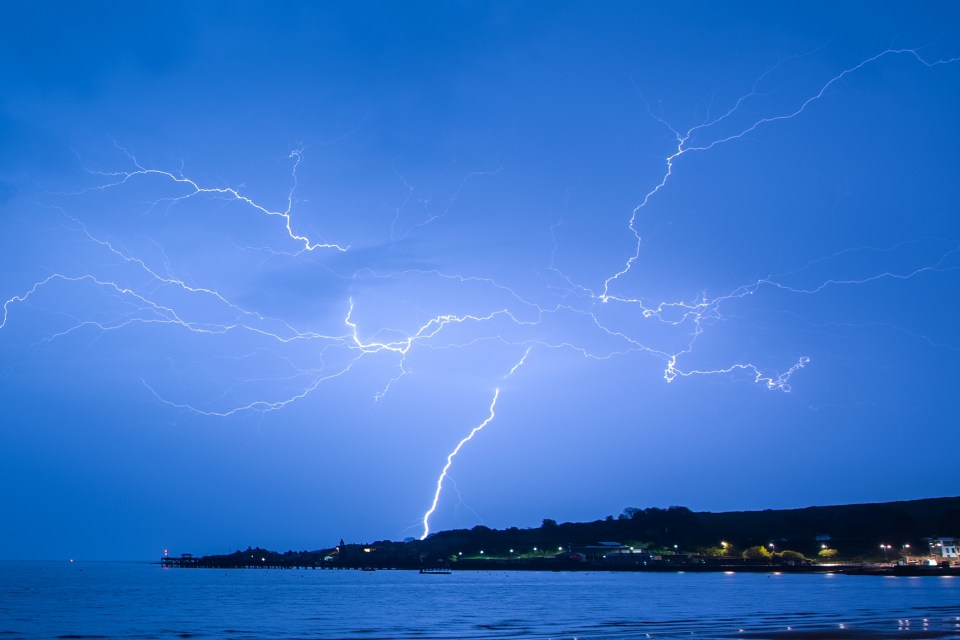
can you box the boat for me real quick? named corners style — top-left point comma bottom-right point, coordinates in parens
top-left (419, 568), bottom-right (451, 575)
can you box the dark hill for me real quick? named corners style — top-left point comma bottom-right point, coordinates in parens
top-left (178, 496), bottom-right (960, 569)
top-left (406, 496), bottom-right (960, 561)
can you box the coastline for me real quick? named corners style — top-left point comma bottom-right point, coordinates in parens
top-left (158, 496), bottom-right (960, 576)
top-left (159, 554), bottom-right (960, 577)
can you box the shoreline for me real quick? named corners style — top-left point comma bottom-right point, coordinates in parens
top-left (158, 556), bottom-right (960, 576)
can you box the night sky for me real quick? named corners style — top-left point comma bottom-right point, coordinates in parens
top-left (2, 2), bottom-right (958, 561)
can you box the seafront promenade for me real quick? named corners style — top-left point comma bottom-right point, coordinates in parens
top-left (160, 552), bottom-right (960, 576)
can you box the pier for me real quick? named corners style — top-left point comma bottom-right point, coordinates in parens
top-left (161, 554), bottom-right (330, 570)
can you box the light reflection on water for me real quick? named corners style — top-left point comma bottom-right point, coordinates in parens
top-left (0, 562), bottom-right (958, 639)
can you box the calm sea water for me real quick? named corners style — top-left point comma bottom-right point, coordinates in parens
top-left (1, 562), bottom-right (958, 639)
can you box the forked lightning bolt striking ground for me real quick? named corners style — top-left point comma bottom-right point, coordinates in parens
top-left (2, 45), bottom-right (957, 534)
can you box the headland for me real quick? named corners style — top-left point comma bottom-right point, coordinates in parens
top-left (161, 496), bottom-right (960, 575)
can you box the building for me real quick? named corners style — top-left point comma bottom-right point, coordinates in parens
top-left (927, 537), bottom-right (959, 560)
top-left (571, 541), bottom-right (630, 561)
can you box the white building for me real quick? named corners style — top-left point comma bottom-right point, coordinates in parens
top-left (927, 537), bottom-right (959, 559)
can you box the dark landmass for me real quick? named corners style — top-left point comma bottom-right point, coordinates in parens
top-left (163, 496), bottom-right (960, 573)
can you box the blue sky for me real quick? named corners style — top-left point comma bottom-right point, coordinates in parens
top-left (1, 2), bottom-right (958, 560)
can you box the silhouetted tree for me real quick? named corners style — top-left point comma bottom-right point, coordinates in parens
top-left (742, 545), bottom-right (772, 560)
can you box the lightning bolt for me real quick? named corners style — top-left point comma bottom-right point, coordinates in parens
top-left (74, 142), bottom-right (349, 253)
top-left (587, 46), bottom-right (960, 387)
top-left (419, 388), bottom-right (501, 541)
top-left (599, 47), bottom-right (960, 303)
top-left (420, 347), bottom-right (531, 540)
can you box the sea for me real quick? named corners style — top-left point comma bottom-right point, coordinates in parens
top-left (1, 562), bottom-right (958, 639)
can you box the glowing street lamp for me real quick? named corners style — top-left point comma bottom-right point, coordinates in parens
top-left (880, 544), bottom-right (891, 560)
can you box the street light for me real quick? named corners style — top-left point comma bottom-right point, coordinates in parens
top-left (880, 544), bottom-right (891, 560)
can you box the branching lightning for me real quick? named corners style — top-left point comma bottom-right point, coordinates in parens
top-left (77, 143), bottom-right (350, 253)
top-left (2, 43), bottom-right (958, 536)
top-left (584, 46), bottom-right (960, 388)
top-left (599, 47), bottom-right (960, 304)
